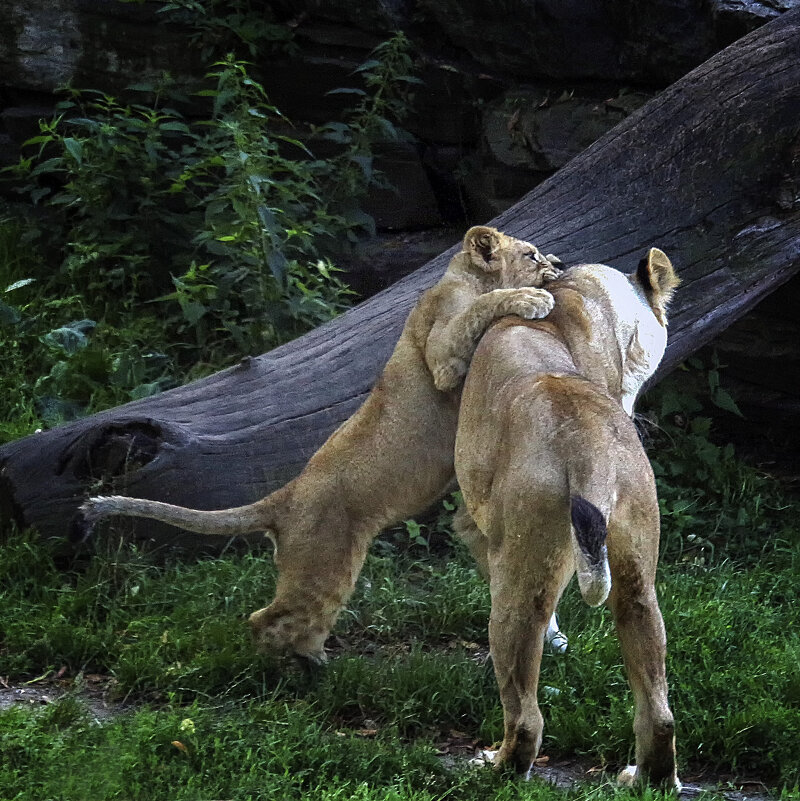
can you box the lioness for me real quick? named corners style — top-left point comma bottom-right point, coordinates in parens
top-left (77, 226), bottom-right (562, 663)
top-left (454, 250), bottom-right (680, 787)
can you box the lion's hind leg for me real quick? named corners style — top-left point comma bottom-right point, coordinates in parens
top-left (607, 502), bottom-right (679, 790)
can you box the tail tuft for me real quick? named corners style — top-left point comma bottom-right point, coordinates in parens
top-left (570, 496), bottom-right (611, 607)
top-left (570, 496), bottom-right (607, 563)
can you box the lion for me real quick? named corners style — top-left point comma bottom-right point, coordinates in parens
top-left (453, 249), bottom-right (680, 788)
top-left (76, 226), bottom-right (563, 664)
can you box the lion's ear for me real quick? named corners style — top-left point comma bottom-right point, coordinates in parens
top-left (463, 226), bottom-right (502, 271)
top-left (636, 247), bottom-right (680, 305)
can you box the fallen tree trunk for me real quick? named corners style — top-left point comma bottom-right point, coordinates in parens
top-left (2, 10), bottom-right (799, 547)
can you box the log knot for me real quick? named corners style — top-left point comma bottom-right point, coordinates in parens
top-left (60, 420), bottom-right (164, 484)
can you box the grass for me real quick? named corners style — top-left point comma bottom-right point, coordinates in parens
top-left (2, 372), bottom-right (800, 799)
top-left (2, 484), bottom-right (800, 800)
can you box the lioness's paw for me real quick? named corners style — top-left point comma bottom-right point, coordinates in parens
top-left (468, 749), bottom-right (498, 768)
top-left (545, 613), bottom-right (568, 653)
top-left (432, 358), bottom-right (467, 392)
top-left (499, 288), bottom-right (555, 320)
top-left (617, 765), bottom-right (682, 794)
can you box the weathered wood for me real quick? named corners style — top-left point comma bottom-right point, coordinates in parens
top-left (1, 11), bottom-right (799, 546)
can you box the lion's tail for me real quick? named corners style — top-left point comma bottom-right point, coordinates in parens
top-left (569, 495), bottom-right (611, 607)
top-left (72, 494), bottom-right (276, 543)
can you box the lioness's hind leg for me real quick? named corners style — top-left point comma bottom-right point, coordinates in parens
top-left (608, 549), bottom-right (679, 789)
top-left (452, 504), bottom-right (490, 578)
top-left (487, 533), bottom-right (573, 775)
top-left (454, 504), bottom-right (567, 652)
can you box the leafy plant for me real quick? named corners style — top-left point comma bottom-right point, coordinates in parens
top-left (396, 493), bottom-right (459, 553)
top-left (155, 0), bottom-right (297, 61)
top-left (318, 30), bottom-right (421, 219)
top-left (1, 31), bottom-right (418, 428)
top-left (0, 215), bottom-right (178, 433)
top-left (639, 356), bottom-right (791, 563)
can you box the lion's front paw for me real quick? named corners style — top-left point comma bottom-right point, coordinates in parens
top-left (498, 288), bottom-right (555, 320)
top-left (432, 357), bottom-right (467, 391)
top-left (249, 605), bottom-right (328, 665)
top-left (541, 263), bottom-right (562, 282)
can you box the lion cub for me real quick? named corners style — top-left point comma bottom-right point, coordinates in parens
top-left (454, 250), bottom-right (680, 788)
top-left (78, 226), bottom-right (561, 663)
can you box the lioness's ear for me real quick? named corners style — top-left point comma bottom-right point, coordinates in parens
top-left (636, 247), bottom-right (680, 305)
top-left (463, 225), bottom-right (502, 271)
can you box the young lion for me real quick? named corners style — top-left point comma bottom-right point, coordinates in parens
top-left (77, 226), bottom-right (562, 664)
top-left (454, 250), bottom-right (680, 787)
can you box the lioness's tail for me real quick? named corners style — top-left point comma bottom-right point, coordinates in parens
top-left (569, 495), bottom-right (611, 607)
top-left (72, 495), bottom-right (276, 543)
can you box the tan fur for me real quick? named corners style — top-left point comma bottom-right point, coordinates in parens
top-left (80, 226), bottom-right (561, 663)
top-left (454, 250), bottom-right (680, 788)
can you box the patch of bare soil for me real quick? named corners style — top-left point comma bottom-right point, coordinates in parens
top-left (437, 733), bottom-right (778, 800)
top-left (0, 672), bottom-right (129, 722)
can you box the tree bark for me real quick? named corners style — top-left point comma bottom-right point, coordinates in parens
top-left (2, 11), bottom-right (799, 547)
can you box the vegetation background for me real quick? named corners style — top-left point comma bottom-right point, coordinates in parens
top-left (1, 3), bottom-right (798, 800)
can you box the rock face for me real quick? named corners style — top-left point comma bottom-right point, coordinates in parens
top-left (1, 0), bottom-right (798, 226)
top-left (0, 1), bottom-right (196, 94)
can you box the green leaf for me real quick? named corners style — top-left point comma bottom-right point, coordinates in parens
top-left (35, 395), bottom-right (85, 425)
top-left (375, 118), bottom-right (401, 141)
top-left (48, 193), bottom-right (78, 205)
top-left (63, 137), bottom-right (83, 166)
top-left (30, 186), bottom-right (51, 205)
top-left (317, 122), bottom-right (351, 144)
top-left (350, 154), bottom-right (373, 181)
top-left (178, 299), bottom-right (208, 326)
top-left (21, 134), bottom-right (54, 147)
top-left (159, 121), bottom-right (192, 134)
top-left (30, 157), bottom-right (64, 177)
top-left (130, 381), bottom-right (164, 400)
top-left (0, 299), bottom-right (21, 326)
top-left (713, 387), bottom-right (744, 418)
top-left (353, 60), bottom-right (381, 73)
top-left (267, 249), bottom-right (288, 282)
top-left (5, 278), bottom-right (36, 292)
top-left (326, 87), bottom-right (367, 96)
top-left (43, 320), bottom-right (96, 354)
top-left (276, 135), bottom-right (313, 156)
top-left (257, 205), bottom-right (278, 234)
